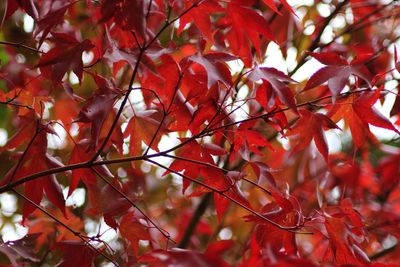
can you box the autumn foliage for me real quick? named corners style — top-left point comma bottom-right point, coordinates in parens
top-left (1, 0), bottom-right (400, 266)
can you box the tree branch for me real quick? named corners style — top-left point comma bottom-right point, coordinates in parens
top-left (145, 159), bottom-right (303, 232)
top-left (0, 88), bottom-right (372, 194)
top-left (0, 41), bottom-right (44, 53)
top-left (369, 244), bottom-right (397, 261)
top-left (91, 1), bottom-right (204, 161)
top-left (290, 0), bottom-right (349, 76)
top-left (178, 192), bottom-right (212, 248)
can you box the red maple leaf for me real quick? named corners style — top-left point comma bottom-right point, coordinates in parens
top-left (123, 110), bottom-right (166, 156)
top-left (34, 1), bottom-right (76, 47)
top-left (319, 199), bottom-right (368, 265)
top-left (304, 52), bottom-right (372, 98)
top-left (286, 109), bottom-right (340, 161)
top-left (100, 0), bottom-right (147, 41)
top-left (67, 140), bottom-right (113, 197)
top-left (186, 52), bottom-right (235, 88)
top-left (249, 67), bottom-right (298, 113)
top-left (0, 234), bottom-right (40, 266)
top-left (216, 2), bottom-right (275, 66)
top-left (263, 0), bottom-right (298, 17)
top-left (178, 1), bottom-right (223, 41)
top-left (119, 212), bottom-right (152, 256)
top-left (53, 241), bottom-right (96, 267)
top-left (328, 88), bottom-right (400, 148)
top-left (36, 32), bottom-right (94, 84)
top-left (2, 116), bottom-right (66, 220)
top-left (245, 191), bottom-right (303, 255)
top-left (75, 73), bottom-right (121, 148)
top-left (2, 0), bottom-right (38, 22)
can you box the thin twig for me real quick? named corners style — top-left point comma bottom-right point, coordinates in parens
top-left (91, 167), bottom-right (175, 243)
top-left (91, 1), bottom-right (203, 162)
top-left (320, 0), bottom-right (399, 51)
top-left (12, 189), bottom-right (118, 266)
top-left (0, 41), bottom-right (44, 53)
top-left (0, 88), bottom-right (374, 194)
top-left (7, 119), bottom-right (40, 184)
top-left (145, 159), bottom-right (302, 232)
top-left (145, 0), bottom-right (153, 22)
top-left (290, 0), bottom-right (349, 76)
top-left (143, 72), bottom-right (183, 156)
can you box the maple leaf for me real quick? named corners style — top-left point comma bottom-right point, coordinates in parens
top-left (2, 0), bottom-right (38, 22)
top-left (139, 54), bottom-right (181, 105)
top-left (123, 110), bottom-right (165, 156)
top-left (27, 208), bottom-right (84, 246)
top-left (304, 199), bottom-right (368, 265)
top-left (36, 32), bottom-right (94, 84)
top-left (230, 121), bottom-right (274, 162)
top-left (53, 98), bottom-right (80, 132)
top-left (138, 54), bottom-right (195, 133)
top-left (329, 152), bottom-right (361, 189)
top-left (249, 67), bottom-right (298, 113)
top-left (101, 27), bottom-right (165, 77)
top-left (85, 178), bottom-right (136, 229)
top-left (262, 0), bottom-right (298, 17)
top-left (2, 0), bottom-right (19, 23)
top-left (375, 153), bottom-right (400, 198)
top-left (164, 140), bottom-right (250, 220)
top-left (248, 161), bottom-right (277, 188)
top-left (286, 109), bottom-right (340, 161)
top-left (189, 96), bottom-right (229, 135)
top-left (0, 110), bottom-right (37, 153)
top-left (1, 116), bottom-right (66, 220)
top-left (327, 89), bottom-right (400, 148)
top-left (245, 191), bottom-right (303, 255)
top-left (53, 241), bottom-right (96, 267)
top-left (100, 0), bottom-right (147, 41)
top-left (323, 216), bottom-right (368, 265)
top-left (187, 52), bottom-right (235, 88)
top-left (164, 139), bottom-right (224, 194)
top-left (67, 140), bottom-right (113, 197)
top-left (139, 247), bottom-right (231, 267)
top-left (0, 234), bottom-right (40, 266)
top-left (34, 1), bottom-right (76, 47)
top-left (75, 73), bottom-right (120, 148)
top-left (212, 172), bottom-right (251, 222)
top-left (165, 142), bottom-right (227, 192)
top-left (67, 141), bottom-right (97, 196)
top-left (178, 1), bottom-right (224, 40)
top-left (102, 27), bottom-right (140, 77)
top-left (304, 52), bottom-right (372, 98)
top-left (119, 212), bottom-right (152, 256)
top-left (218, 3), bottom-right (275, 66)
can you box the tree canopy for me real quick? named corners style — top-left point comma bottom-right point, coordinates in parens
top-left (1, 0), bottom-right (400, 266)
